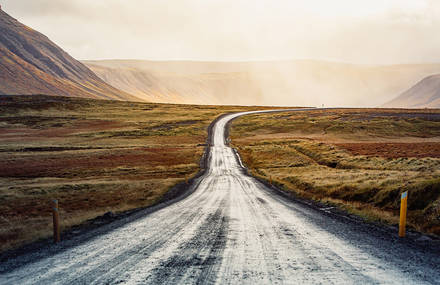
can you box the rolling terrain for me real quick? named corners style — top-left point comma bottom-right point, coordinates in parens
top-left (0, 8), bottom-right (139, 101)
top-left (85, 59), bottom-right (440, 107)
top-left (383, 74), bottom-right (440, 108)
top-left (0, 95), bottom-right (262, 251)
top-left (1, 109), bottom-right (439, 284)
top-left (230, 109), bottom-right (440, 235)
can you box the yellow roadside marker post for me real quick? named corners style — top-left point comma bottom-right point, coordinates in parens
top-left (53, 199), bottom-right (60, 243)
top-left (399, 191), bottom-right (408, 238)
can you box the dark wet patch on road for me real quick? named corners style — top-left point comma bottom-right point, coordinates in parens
top-left (148, 203), bottom-right (229, 284)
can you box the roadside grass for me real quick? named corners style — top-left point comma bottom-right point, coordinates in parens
top-left (0, 95), bottom-right (262, 252)
top-left (230, 109), bottom-right (440, 236)
top-left (232, 109), bottom-right (440, 140)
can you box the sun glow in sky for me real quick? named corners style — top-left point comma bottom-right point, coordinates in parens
top-left (2, 0), bottom-right (440, 64)
top-left (301, 0), bottom-right (424, 18)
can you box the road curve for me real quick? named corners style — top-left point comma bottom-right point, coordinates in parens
top-left (1, 110), bottom-right (439, 284)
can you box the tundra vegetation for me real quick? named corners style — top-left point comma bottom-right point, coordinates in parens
top-left (230, 109), bottom-right (440, 236)
top-left (0, 95), bottom-right (260, 251)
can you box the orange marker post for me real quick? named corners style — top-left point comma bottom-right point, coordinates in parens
top-left (399, 191), bottom-right (408, 238)
top-left (52, 199), bottom-right (60, 243)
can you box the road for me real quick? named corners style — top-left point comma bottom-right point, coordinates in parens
top-left (1, 110), bottom-right (439, 284)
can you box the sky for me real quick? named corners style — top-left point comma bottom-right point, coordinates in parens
top-left (2, 0), bottom-right (440, 64)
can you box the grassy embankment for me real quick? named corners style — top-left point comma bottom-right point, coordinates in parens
top-left (0, 95), bottom-right (262, 251)
top-left (230, 109), bottom-right (440, 236)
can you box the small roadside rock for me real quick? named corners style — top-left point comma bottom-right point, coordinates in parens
top-left (416, 235), bottom-right (432, 242)
top-left (91, 211), bottom-right (117, 225)
top-left (102, 211), bottom-right (116, 219)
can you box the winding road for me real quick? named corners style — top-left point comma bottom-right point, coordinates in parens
top-left (1, 110), bottom-right (439, 284)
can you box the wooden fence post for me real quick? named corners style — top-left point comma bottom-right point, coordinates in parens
top-left (53, 199), bottom-right (60, 243)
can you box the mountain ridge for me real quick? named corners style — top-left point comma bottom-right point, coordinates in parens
top-left (383, 74), bottom-right (440, 108)
top-left (0, 8), bottom-right (140, 101)
top-left (84, 59), bottom-right (440, 106)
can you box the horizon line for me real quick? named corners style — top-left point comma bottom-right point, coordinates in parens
top-left (80, 57), bottom-right (440, 66)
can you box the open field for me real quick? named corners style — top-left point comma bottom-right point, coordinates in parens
top-left (230, 109), bottom-right (440, 235)
top-left (0, 95), bottom-right (263, 252)
top-left (3, 109), bottom-right (440, 284)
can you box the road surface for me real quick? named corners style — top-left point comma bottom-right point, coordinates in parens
top-left (1, 110), bottom-right (439, 284)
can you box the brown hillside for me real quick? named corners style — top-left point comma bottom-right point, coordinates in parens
top-left (383, 74), bottom-right (440, 108)
top-left (0, 8), bottom-right (140, 101)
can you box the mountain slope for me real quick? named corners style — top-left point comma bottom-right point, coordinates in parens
top-left (85, 62), bottom-right (264, 105)
top-left (383, 74), bottom-right (440, 108)
top-left (84, 59), bottom-right (440, 107)
top-left (0, 8), bottom-right (140, 101)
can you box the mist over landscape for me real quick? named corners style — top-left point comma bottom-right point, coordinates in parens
top-left (2, 0), bottom-right (440, 107)
top-left (84, 59), bottom-right (440, 107)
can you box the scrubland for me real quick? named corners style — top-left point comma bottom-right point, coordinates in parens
top-left (0, 95), bottom-right (258, 251)
top-left (230, 109), bottom-right (440, 236)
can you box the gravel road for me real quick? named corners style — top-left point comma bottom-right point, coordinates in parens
top-left (1, 110), bottom-right (439, 284)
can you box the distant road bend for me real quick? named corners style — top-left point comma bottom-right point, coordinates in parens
top-left (1, 110), bottom-right (439, 284)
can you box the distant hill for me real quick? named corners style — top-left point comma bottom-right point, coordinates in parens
top-left (0, 8), bottom-right (140, 101)
top-left (383, 74), bottom-right (440, 108)
top-left (84, 59), bottom-right (440, 107)
top-left (84, 61), bottom-right (264, 105)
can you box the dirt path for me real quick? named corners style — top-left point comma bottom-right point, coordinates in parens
top-left (1, 110), bottom-right (439, 284)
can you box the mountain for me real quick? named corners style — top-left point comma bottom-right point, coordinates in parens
top-left (84, 61), bottom-right (264, 105)
top-left (0, 7), bottom-right (140, 101)
top-left (84, 59), bottom-right (440, 107)
top-left (2, 5), bottom-right (439, 107)
top-left (382, 74), bottom-right (440, 108)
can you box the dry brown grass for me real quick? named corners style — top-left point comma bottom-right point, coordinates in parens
top-left (0, 95), bottom-right (262, 251)
top-left (230, 108), bottom-right (440, 236)
top-left (335, 142), bottom-right (440, 158)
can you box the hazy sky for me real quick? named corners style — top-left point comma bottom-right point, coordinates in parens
top-left (2, 0), bottom-right (440, 64)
